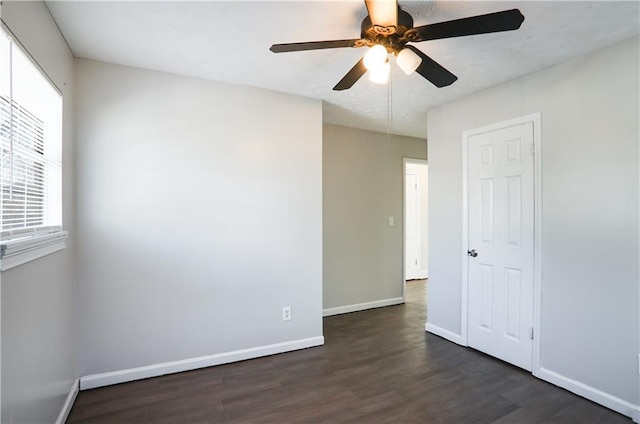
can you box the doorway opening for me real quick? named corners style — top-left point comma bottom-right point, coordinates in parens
top-left (403, 159), bottom-right (428, 301)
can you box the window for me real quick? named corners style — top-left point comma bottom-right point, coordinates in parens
top-left (0, 27), bottom-right (66, 271)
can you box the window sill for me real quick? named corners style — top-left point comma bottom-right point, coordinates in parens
top-left (0, 230), bottom-right (68, 271)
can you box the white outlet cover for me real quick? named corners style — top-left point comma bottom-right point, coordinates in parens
top-left (282, 306), bottom-right (291, 321)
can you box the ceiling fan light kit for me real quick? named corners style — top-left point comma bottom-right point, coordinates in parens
top-left (270, 0), bottom-right (524, 91)
top-left (396, 47), bottom-right (422, 75)
top-left (368, 59), bottom-right (390, 84)
top-left (363, 44), bottom-right (389, 71)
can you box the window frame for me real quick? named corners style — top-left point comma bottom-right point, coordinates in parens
top-left (0, 22), bottom-right (66, 271)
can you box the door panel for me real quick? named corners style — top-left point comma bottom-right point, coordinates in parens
top-left (467, 122), bottom-right (534, 371)
top-left (480, 179), bottom-right (493, 243)
top-left (505, 268), bottom-right (521, 339)
top-left (480, 264), bottom-right (493, 329)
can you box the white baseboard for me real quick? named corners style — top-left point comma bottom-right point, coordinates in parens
top-left (323, 297), bottom-right (404, 317)
top-left (419, 269), bottom-right (428, 279)
top-left (80, 336), bottom-right (324, 390)
top-left (55, 379), bottom-right (79, 424)
top-left (536, 367), bottom-right (639, 420)
top-left (425, 322), bottom-right (466, 346)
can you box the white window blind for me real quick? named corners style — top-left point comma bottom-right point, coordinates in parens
top-left (0, 27), bottom-right (65, 269)
top-left (1, 95), bottom-right (47, 228)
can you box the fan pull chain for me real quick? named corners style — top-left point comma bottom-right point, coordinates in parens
top-left (387, 65), bottom-right (393, 138)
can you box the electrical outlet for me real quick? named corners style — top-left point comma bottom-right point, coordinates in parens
top-left (282, 306), bottom-right (291, 321)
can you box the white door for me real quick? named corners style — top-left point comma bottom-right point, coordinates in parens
top-left (467, 121), bottom-right (534, 371)
top-left (405, 173), bottom-right (420, 280)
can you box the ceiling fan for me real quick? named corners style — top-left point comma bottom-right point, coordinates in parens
top-left (270, 0), bottom-right (524, 91)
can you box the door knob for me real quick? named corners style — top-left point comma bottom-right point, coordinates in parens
top-left (468, 249), bottom-right (478, 258)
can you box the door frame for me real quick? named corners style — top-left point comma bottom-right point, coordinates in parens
top-left (402, 157), bottom-right (428, 300)
top-left (460, 112), bottom-right (542, 374)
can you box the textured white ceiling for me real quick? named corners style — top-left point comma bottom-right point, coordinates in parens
top-left (46, 1), bottom-right (639, 138)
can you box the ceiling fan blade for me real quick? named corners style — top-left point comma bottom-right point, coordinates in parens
top-left (405, 46), bottom-right (457, 88)
top-left (333, 58), bottom-right (367, 91)
top-left (270, 39), bottom-right (361, 53)
top-left (411, 9), bottom-right (524, 42)
top-left (365, 0), bottom-right (398, 34)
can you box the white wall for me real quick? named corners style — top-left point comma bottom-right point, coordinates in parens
top-left (75, 59), bottom-right (323, 379)
top-left (323, 124), bottom-right (426, 313)
top-left (406, 162), bottom-right (428, 278)
top-left (0, 1), bottom-right (77, 422)
top-left (427, 36), bottom-right (639, 414)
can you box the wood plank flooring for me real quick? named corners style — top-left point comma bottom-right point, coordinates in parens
top-left (68, 280), bottom-right (631, 423)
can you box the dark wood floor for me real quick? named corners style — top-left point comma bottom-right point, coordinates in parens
top-left (68, 280), bottom-right (631, 423)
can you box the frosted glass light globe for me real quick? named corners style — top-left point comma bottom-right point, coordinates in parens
top-left (363, 45), bottom-right (388, 71)
top-left (369, 60), bottom-right (390, 84)
top-left (396, 48), bottom-right (422, 75)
